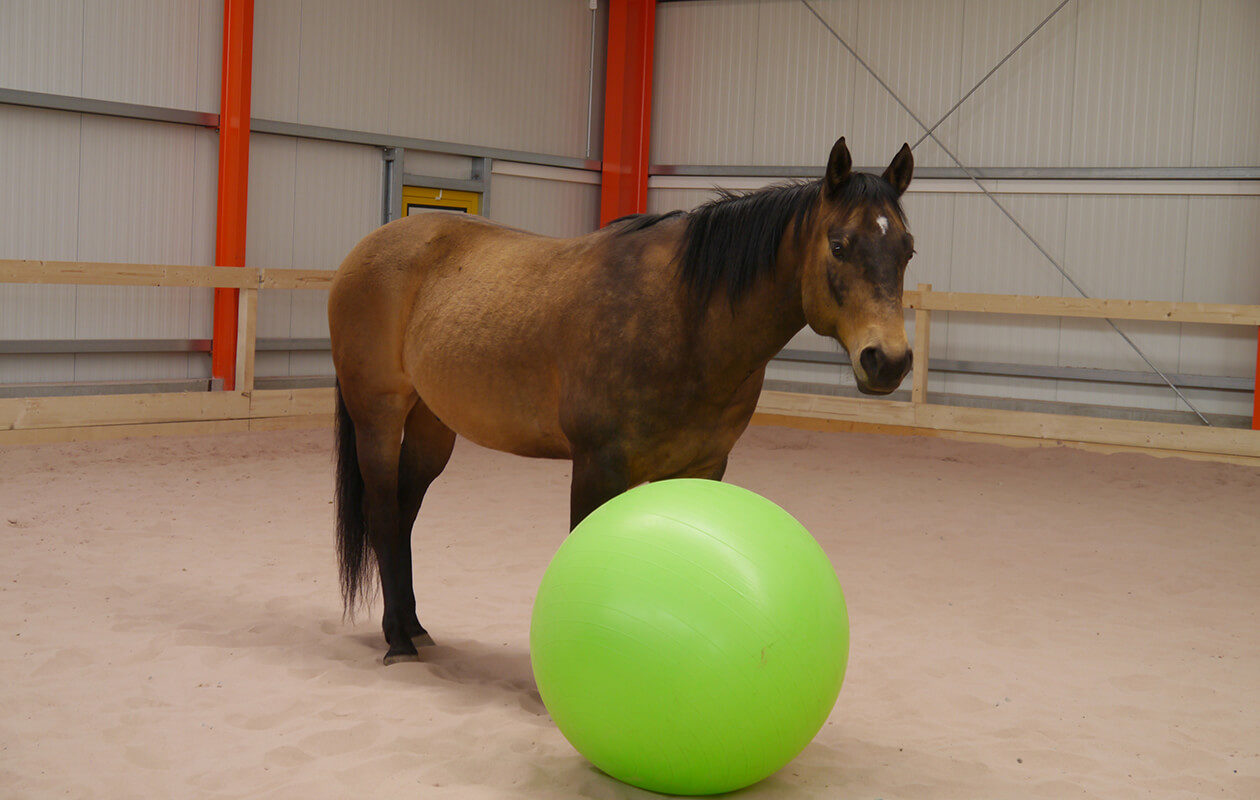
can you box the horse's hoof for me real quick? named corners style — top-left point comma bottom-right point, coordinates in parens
top-left (412, 632), bottom-right (436, 648)
top-left (383, 650), bottom-right (421, 666)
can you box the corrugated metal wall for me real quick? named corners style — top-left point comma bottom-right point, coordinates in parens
top-left (653, 0), bottom-right (1259, 169)
top-left (252, 0), bottom-right (600, 159)
top-left (1, 0), bottom-right (602, 387)
top-left (650, 0), bottom-right (1260, 419)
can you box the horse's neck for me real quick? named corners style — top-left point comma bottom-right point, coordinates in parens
top-left (698, 246), bottom-right (807, 392)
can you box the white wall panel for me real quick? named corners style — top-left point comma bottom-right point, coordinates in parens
top-left (247, 134), bottom-right (299, 349)
top-left (271, 140), bottom-right (381, 377)
top-left (943, 194), bottom-right (1067, 401)
top-left (750, 0), bottom-right (858, 165)
top-left (1069, 0), bottom-right (1200, 168)
top-left (0, 105), bottom-right (80, 382)
top-left (651, 0), bottom-right (760, 164)
top-left (952, 0), bottom-right (1078, 168)
top-left (250, 0), bottom-right (302, 122)
top-left (294, 0), bottom-right (392, 134)
top-left (81, 0), bottom-right (220, 111)
top-left (488, 174), bottom-right (600, 240)
top-left (463, 0), bottom-right (594, 157)
top-left (0, 0), bottom-right (84, 96)
top-left (1175, 196), bottom-right (1260, 416)
top-left (74, 117), bottom-right (199, 350)
top-left (849, 0), bottom-right (965, 169)
top-left (1056, 195), bottom-right (1191, 410)
top-left (1192, 0), bottom-right (1260, 167)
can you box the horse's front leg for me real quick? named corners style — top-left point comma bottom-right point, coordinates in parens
top-left (569, 447), bottom-right (633, 530)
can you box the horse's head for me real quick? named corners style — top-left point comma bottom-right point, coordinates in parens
top-left (800, 137), bottom-right (915, 395)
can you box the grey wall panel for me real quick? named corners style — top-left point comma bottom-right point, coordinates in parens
top-left (287, 139), bottom-right (381, 374)
top-left (943, 194), bottom-right (1067, 401)
top-left (294, 0), bottom-right (392, 134)
top-left (488, 174), bottom-right (600, 239)
top-left (75, 116), bottom-right (200, 343)
top-left (247, 134), bottom-right (299, 348)
top-left (750, 1), bottom-right (858, 166)
top-left (0, 0), bottom-right (84, 96)
top-left (951, 0), bottom-right (1078, 168)
top-left (0, 105), bottom-right (79, 382)
top-left (405, 151), bottom-right (475, 181)
top-left (1056, 195), bottom-right (1191, 410)
top-left (1175, 196), bottom-right (1260, 417)
top-left (80, 0), bottom-right (220, 111)
top-left (188, 127), bottom-right (220, 340)
top-left (1069, 0), bottom-right (1199, 168)
top-left (1192, 0), bottom-right (1260, 167)
top-left (250, 0), bottom-right (302, 122)
top-left (250, 0), bottom-right (596, 158)
top-left (459, 0), bottom-right (594, 157)
top-left (647, 187), bottom-right (720, 216)
top-left (848, 0), bottom-right (965, 169)
top-left (651, 0), bottom-right (760, 165)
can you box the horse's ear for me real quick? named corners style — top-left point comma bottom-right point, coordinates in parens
top-left (882, 143), bottom-right (913, 196)
top-left (824, 137), bottom-right (852, 198)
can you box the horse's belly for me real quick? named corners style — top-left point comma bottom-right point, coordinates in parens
top-left (406, 347), bottom-right (571, 460)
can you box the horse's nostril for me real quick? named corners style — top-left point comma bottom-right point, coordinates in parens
top-left (859, 346), bottom-right (884, 377)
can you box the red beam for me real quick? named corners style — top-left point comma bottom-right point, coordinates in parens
top-left (599, 0), bottom-right (656, 226)
top-left (1253, 329), bottom-right (1259, 430)
top-left (211, 0), bottom-right (254, 391)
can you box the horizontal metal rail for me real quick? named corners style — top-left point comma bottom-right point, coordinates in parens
top-left (0, 87), bottom-right (600, 171)
top-left (650, 164), bottom-right (1260, 180)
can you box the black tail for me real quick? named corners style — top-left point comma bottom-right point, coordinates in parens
top-left (334, 382), bottom-right (373, 617)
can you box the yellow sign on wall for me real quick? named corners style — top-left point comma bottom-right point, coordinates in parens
top-left (401, 186), bottom-right (481, 216)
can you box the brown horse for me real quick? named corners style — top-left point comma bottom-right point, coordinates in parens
top-left (329, 137), bottom-right (914, 664)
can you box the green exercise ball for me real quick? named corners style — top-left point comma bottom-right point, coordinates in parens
top-left (529, 479), bottom-right (849, 796)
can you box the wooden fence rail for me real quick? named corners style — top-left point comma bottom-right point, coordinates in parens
top-left (2, 260), bottom-right (1258, 464)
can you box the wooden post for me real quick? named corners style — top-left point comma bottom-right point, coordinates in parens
top-left (912, 282), bottom-right (932, 405)
top-left (234, 286), bottom-right (258, 394)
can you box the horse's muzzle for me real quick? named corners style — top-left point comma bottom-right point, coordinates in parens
top-left (856, 346), bottom-right (912, 394)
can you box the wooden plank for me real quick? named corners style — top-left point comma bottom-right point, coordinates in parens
top-left (911, 283), bottom-right (931, 405)
top-left (249, 388), bottom-right (336, 418)
top-left (905, 290), bottom-right (1260, 326)
top-left (235, 288), bottom-right (259, 393)
top-left (0, 391), bottom-right (250, 430)
top-left (0, 418), bottom-right (251, 445)
top-left (914, 403), bottom-right (1260, 458)
top-left (0, 259), bottom-right (259, 288)
top-left (756, 390), bottom-right (916, 426)
top-left (249, 414), bottom-right (335, 432)
top-left (750, 412), bottom-right (1260, 467)
top-left (259, 268), bottom-right (335, 290)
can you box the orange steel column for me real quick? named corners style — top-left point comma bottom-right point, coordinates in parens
top-left (211, 0), bottom-right (255, 391)
top-left (1253, 330), bottom-right (1259, 430)
top-left (599, 0), bottom-right (656, 226)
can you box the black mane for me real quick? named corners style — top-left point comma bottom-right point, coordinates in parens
top-left (608, 172), bottom-right (904, 308)
top-left (677, 181), bottom-right (821, 307)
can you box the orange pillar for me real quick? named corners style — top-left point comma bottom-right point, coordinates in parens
top-left (599, 0), bottom-right (656, 226)
top-left (211, 0), bottom-right (254, 391)
top-left (1253, 330), bottom-right (1259, 430)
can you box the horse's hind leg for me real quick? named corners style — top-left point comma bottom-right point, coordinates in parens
top-left (342, 389), bottom-right (422, 664)
top-left (393, 399), bottom-right (456, 649)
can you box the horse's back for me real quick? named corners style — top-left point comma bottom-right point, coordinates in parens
top-left (330, 212), bottom-right (597, 458)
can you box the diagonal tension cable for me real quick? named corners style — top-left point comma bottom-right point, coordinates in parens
top-left (799, 0), bottom-right (1211, 425)
top-left (912, 0), bottom-right (1075, 151)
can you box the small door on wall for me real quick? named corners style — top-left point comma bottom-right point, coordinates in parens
top-left (402, 186), bottom-right (480, 217)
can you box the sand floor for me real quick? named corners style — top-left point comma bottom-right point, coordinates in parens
top-left (1, 425), bottom-right (1257, 799)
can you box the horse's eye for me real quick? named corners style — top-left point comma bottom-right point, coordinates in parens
top-left (829, 241), bottom-right (846, 258)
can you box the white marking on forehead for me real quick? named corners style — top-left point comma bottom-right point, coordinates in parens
top-left (876, 216), bottom-right (889, 235)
